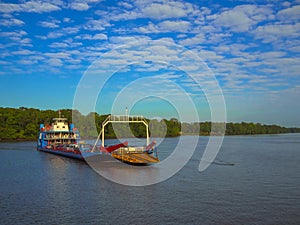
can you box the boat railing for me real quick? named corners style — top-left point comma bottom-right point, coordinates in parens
top-left (103, 115), bottom-right (148, 124)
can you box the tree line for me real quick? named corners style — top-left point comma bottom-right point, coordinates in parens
top-left (0, 107), bottom-right (299, 141)
top-left (181, 121), bottom-right (300, 135)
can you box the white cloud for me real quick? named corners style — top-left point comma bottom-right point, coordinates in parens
top-left (67, 58), bottom-right (82, 64)
top-left (47, 27), bottom-right (80, 38)
top-left (0, 31), bottom-right (25, 38)
top-left (0, 3), bottom-right (19, 13)
top-left (49, 42), bottom-right (69, 48)
top-left (136, 22), bottom-right (160, 33)
top-left (47, 31), bottom-right (64, 39)
top-left (158, 20), bottom-right (190, 32)
top-left (214, 9), bottom-right (254, 32)
top-left (28, 55), bottom-right (46, 62)
top-left (0, 60), bottom-right (9, 65)
top-left (142, 3), bottom-right (187, 19)
top-left (63, 18), bottom-right (72, 23)
top-left (77, 33), bottom-right (108, 40)
top-left (47, 58), bottom-right (63, 66)
top-left (12, 50), bottom-right (35, 55)
top-left (136, 20), bottom-right (191, 33)
top-left (179, 33), bottom-right (205, 46)
top-left (146, 45), bottom-right (179, 56)
top-left (253, 23), bottom-right (300, 43)
top-left (257, 51), bottom-right (286, 60)
top-left (18, 59), bottom-right (38, 65)
top-left (118, 1), bottom-right (133, 9)
top-left (212, 43), bottom-right (254, 60)
top-left (0, 18), bottom-right (24, 26)
top-left (23, 1), bottom-right (61, 13)
top-left (0, 1), bottom-right (61, 13)
top-left (281, 1), bottom-right (292, 7)
top-left (198, 50), bottom-right (224, 61)
top-left (92, 33), bottom-right (108, 40)
top-left (277, 5), bottom-right (300, 21)
top-left (44, 52), bottom-right (70, 59)
top-left (0, 30), bottom-right (31, 46)
top-left (70, 2), bottom-right (89, 11)
top-left (109, 35), bottom-right (151, 44)
top-left (109, 0), bottom-right (197, 21)
top-left (288, 45), bottom-right (300, 52)
top-left (212, 4), bottom-right (274, 32)
top-left (39, 20), bottom-right (60, 28)
top-left (84, 19), bottom-right (108, 31)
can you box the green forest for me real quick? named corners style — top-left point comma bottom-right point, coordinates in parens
top-left (0, 107), bottom-right (299, 141)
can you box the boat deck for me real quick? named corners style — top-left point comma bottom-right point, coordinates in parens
top-left (111, 146), bottom-right (159, 164)
top-left (111, 152), bottom-right (160, 164)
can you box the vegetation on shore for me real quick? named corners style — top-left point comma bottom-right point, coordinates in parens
top-left (0, 107), bottom-right (299, 141)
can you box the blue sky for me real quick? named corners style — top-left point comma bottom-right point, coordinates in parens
top-left (0, 0), bottom-right (300, 126)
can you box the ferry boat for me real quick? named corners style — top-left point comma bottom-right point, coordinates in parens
top-left (37, 113), bottom-right (159, 164)
top-left (37, 116), bottom-right (94, 159)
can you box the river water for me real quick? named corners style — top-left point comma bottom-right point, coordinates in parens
top-left (0, 134), bottom-right (299, 224)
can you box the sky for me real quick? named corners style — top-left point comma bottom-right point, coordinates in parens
top-left (0, 0), bottom-right (300, 126)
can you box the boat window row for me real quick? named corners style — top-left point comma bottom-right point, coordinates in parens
top-left (44, 133), bottom-right (78, 139)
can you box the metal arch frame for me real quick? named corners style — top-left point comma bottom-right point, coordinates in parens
top-left (100, 115), bottom-right (150, 147)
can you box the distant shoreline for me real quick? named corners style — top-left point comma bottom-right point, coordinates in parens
top-left (1, 132), bottom-right (299, 143)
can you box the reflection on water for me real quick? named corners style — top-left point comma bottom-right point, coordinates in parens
top-left (85, 135), bottom-right (201, 186)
